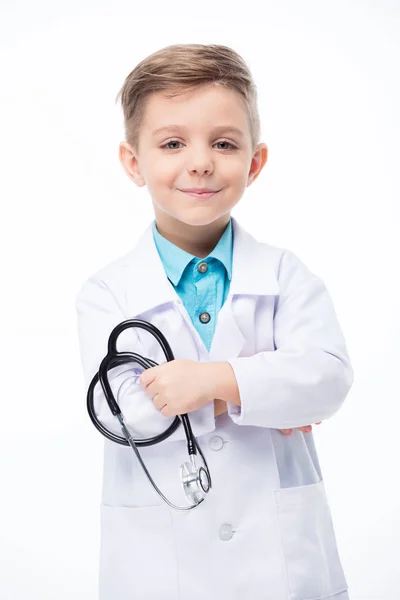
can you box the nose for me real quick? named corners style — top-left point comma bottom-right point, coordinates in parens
top-left (186, 147), bottom-right (214, 176)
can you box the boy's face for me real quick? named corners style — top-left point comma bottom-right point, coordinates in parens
top-left (119, 83), bottom-right (267, 230)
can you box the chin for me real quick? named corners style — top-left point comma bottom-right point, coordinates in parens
top-left (174, 213), bottom-right (226, 228)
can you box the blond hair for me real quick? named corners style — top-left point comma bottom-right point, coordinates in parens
top-left (115, 43), bottom-right (260, 153)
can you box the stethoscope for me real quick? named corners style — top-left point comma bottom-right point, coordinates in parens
top-left (87, 318), bottom-right (212, 512)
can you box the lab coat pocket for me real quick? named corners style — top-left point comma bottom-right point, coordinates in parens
top-left (275, 480), bottom-right (348, 600)
top-left (99, 503), bottom-right (179, 600)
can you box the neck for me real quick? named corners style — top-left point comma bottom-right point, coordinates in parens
top-left (154, 215), bottom-right (231, 257)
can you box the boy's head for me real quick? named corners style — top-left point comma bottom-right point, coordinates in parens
top-left (116, 44), bottom-right (268, 233)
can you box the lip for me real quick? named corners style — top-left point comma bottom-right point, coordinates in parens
top-left (179, 189), bottom-right (221, 199)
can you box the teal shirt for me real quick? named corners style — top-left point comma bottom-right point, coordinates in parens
top-left (152, 219), bottom-right (233, 351)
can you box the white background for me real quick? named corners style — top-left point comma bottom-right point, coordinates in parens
top-left (1, 1), bottom-right (399, 598)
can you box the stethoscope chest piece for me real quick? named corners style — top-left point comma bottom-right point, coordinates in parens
top-left (180, 459), bottom-right (211, 506)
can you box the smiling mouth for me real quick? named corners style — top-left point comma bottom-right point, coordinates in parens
top-left (179, 190), bottom-right (221, 199)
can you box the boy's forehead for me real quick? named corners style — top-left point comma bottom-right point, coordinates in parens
top-left (141, 86), bottom-right (249, 135)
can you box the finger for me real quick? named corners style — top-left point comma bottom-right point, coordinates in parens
top-left (278, 429), bottom-right (293, 435)
top-left (158, 399), bottom-right (168, 413)
top-left (139, 366), bottom-right (159, 388)
top-left (152, 393), bottom-right (164, 411)
top-left (160, 404), bottom-right (174, 418)
top-left (150, 390), bottom-right (162, 410)
top-left (297, 426), bottom-right (312, 433)
top-left (145, 380), bottom-right (160, 401)
top-left (315, 421), bottom-right (322, 425)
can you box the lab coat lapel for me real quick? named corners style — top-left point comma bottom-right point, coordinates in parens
top-left (209, 217), bottom-right (279, 360)
top-left (208, 296), bottom-right (245, 360)
top-left (122, 217), bottom-right (279, 361)
top-left (123, 222), bottom-right (181, 316)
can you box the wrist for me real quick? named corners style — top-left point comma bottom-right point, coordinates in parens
top-left (204, 361), bottom-right (241, 406)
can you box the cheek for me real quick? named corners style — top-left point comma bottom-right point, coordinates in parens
top-left (144, 153), bottom-right (178, 183)
top-left (149, 163), bottom-right (173, 184)
top-left (220, 157), bottom-right (249, 181)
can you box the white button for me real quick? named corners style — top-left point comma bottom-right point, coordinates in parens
top-left (197, 261), bottom-right (208, 274)
top-left (219, 524), bottom-right (234, 541)
top-left (209, 436), bottom-right (224, 451)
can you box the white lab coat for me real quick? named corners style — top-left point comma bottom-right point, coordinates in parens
top-left (75, 217), bottom-right (353, 600)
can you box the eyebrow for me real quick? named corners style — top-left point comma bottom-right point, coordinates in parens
top-left (151, 125), bottom-right (245, 138)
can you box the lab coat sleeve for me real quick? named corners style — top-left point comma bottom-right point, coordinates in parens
top-left (225, 251), bottom-right (354, 429)
top-left (75, 276), bottom-right (215, 444)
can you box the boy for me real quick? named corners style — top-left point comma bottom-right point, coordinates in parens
top-left (76, 44), bottom-right (353, 600)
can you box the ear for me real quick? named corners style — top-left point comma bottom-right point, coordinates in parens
top-left (119, 141), bottom-right (146, 187)
top-left (247, 143), bottom-right (268, 187)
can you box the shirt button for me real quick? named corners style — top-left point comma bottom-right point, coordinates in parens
top-left (209, 436), bottom-right (224, 451)
top-left (219, 524), bottom-right (234, 541)
top-left (199, 312), bottom-right (211, 324)
top-left (197, 261), bottom-right (208, 274)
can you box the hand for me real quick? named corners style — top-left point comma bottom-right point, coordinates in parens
top-left (278, 422), bottom-right (322, 435)
top-left (139, 359), bottom-right (215, 418)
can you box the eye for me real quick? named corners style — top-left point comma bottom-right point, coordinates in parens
top-left (160, 139), bottom-right (238, 151)
top-left (162, 140), bottom-right (183, 150)
top-left (215, 140), bottom-right (237, 150)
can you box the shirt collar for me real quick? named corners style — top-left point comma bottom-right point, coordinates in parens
top-left (152, 218), bottom-right (233, 286)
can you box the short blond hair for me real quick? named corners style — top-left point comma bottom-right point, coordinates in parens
top-left (115, 43), bottom-right (260, 153)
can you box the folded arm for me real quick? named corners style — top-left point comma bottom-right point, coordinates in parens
top-left (208, 253), bottom-right (354, 429)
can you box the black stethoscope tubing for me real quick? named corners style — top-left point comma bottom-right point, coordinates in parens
top-left (86, 318), bottom-right (212, 486)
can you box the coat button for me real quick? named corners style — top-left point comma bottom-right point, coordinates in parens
top-left (219, 524), bottom-right (234, 541)
top-left (197, 261), bottom-right (208, 274)
top-left (199, 312), bottom-right (211, 324)
top-left (209, 436), bottom-right (224, 451)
